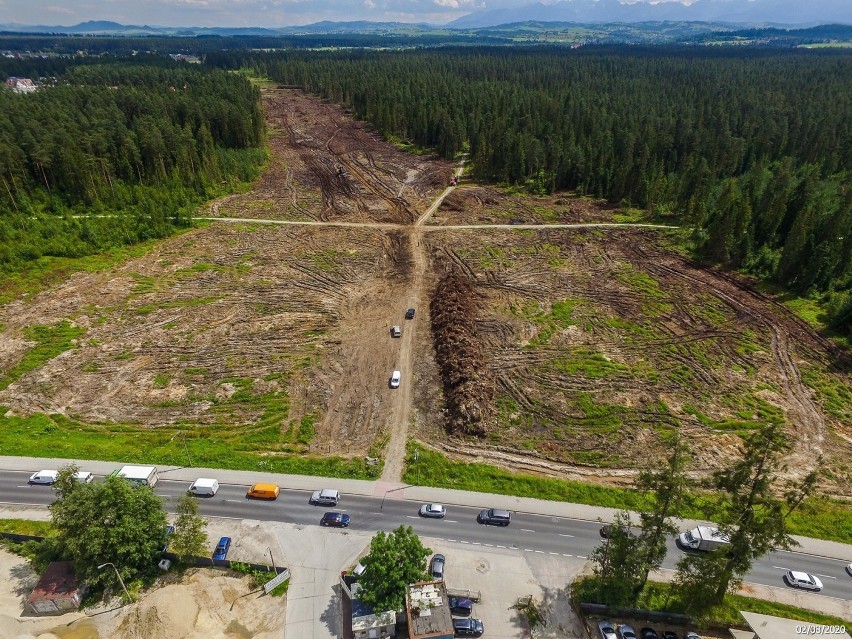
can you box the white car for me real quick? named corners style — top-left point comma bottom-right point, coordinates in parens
top-left (29, 470), bottom-right (59, 485)
top-left (390, 370), bottom-right (401, 389)
top-left (785, 570), bottom-right (823, 591)
top-left (419, 504), bottom-right (446, 519)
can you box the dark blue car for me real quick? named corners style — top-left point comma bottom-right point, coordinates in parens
top-left (320, 512), bottom-right (351, 527)
top-left (212, 536), bottom-right (232, 560)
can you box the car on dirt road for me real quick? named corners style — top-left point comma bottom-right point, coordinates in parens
top-left (453, 618), bottom-right (484, 637)
top-left (391, 325), bottom-right (401, 338)
top-left (430, 554), bottom-right (445, 580)
top-left (784, 570), bottom-right (823, 591)
top-left (419, 504), bottom-right (446, 518)
top-left (405, 308), bottom-right (415, 319)
top-left (390, 370), bottom-right (401, 388)
top-left (598, 620), bottom-right (618, 639)
top-left (320, 512), bottom-right (350, 528)
top-left (29, 470), bottom-right (59, 485)
top-left (212, 536), bottom-right (231, 560)
top-left (448, 596), bottom-right (473, 617)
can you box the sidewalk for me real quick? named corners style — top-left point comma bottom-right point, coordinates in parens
top-left (3, 455), bottom-right (850, 561)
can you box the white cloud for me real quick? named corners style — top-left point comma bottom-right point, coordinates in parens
top-left (364, 0), bottom-right (376, 7)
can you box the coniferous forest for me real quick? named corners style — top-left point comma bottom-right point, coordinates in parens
top-left (236, 47), bottom-right (851, 334)
top-left (0, 60), bottom-right (265, 275)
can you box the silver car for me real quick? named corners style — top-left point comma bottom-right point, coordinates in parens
top-left (419, 504), bottom-right (446, 518)
top-left (618, 625), bottom-right (637, 639)
top-left (598, 620), bottom-right (618, 639)
top-left (430, 554), bottom-right (445, 580)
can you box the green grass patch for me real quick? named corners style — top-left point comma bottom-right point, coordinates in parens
top-left (801, 366), bottom-right (852, 423)
top-left (0, 239), bottom-right (170, 305)
top-left (0, 518), bottom-right (55, 536)
top-left (574, 576), bottom-right (851, 628)
top-left (553, 350), bottom-right (629, 378)
top-left (0, 321), bottom-right (86, 390)
top-left (403, 444), bottom-right (852, 543)
top-left (510, 298), bottom-right (578, 346)
top-left (0, 408), bottom-right (378, 480)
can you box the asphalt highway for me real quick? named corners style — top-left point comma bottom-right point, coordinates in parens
top-left (2, 470), bottom-right (850, 603)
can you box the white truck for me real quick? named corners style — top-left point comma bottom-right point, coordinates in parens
top-left (114, 465), bottom-right (159, 487)
top-left (678, 526), bottom-right (730, 552)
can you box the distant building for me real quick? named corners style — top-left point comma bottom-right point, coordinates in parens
top-left (406, 580), bottom-right (454, 639)
top-left (169, 54), bottom-right (202, 64)
top-left (27, 562), bottom-right (87, 615)
top-left (5, 77), bottom-right (37, 93)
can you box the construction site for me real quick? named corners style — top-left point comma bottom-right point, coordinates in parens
top-left (0, 86), bottom-right (849, 494)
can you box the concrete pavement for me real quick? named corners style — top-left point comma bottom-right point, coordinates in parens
top-left (2, 455), bottom-right (850, 563)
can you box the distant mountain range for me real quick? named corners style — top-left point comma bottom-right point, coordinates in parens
top-left (0, 0), bottom-right (850, 38)
top-left (449, 0), bottom-right (852, 29)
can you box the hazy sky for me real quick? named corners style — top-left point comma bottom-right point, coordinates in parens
top-left (1, 0), bottom-right (513, 27)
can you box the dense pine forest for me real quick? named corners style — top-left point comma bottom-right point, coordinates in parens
top-left (237, 47), bottom-right (851, 334)
top-left (0, 60), bottom-right (265, 276)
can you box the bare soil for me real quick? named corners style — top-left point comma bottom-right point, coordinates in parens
top-left (0, 88), bottom-right (848, 493)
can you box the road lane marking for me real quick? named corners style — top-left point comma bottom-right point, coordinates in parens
top-left (558, 533), bottom-right (575, 538)
top-left (484, 544), bottom-right (494, 547)
top-left (496, 545), bottom-right (506, 548)
top-left (550, 552), bottom-right (559, 555)
top-left (448, 539), bottom-right (457, 542)
top-left (445, 520), bottom-right (458, 523)
top-left (460, 540), bottom-right (469, 544)
top-left (534, 550), bottom-right (545, 554)
top-left (406, 516), bottom-right (419, 519)
top-left (472, 542), bottom-right (481, 545)
top-left (524, 549), bottom-right (534, 552)
top-left (577, 555), bottom-right (587, 559)
top-left (370, 512), bottom-right (383, 515)
top-left (520, 529), bottom-right (535, 533)
top-left (563, 554), bottom-right (573, 557)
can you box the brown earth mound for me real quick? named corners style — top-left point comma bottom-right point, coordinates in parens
top-left (430, 267), bottom-right (495, 436)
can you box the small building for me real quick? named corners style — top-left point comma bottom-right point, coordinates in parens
top-left (27, 562), bottom-right (86, 615)
top-left (735, 611), bottom-right (851, 639)
top-left (406, 580), bottom-right (454, 639)
top-left (5, 77), bottom-right (37, 93)
top-left (343, 579), bottom-right (396, 639)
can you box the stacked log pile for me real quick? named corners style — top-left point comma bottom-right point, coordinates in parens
top-left (430, 268), bottom-right (494, 437)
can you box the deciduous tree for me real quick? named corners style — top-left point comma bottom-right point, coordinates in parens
top-left (357, 525), bottom-right (431, 613)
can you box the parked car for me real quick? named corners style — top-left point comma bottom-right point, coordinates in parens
top-left (477, 508), bottom-right (511, 526)
top-left (310, 489), bottom-right (340, 506)
top-left (784, 570), bottom-right (823, 591)
top-left (684, 633), bottom-right (701, 639)
top-left (320, 512), bottom-right (350, 528)
top-left (598, 620), bottom-right (618, 639)
top-left (28, 470), bottom-right (59, 485)
top-left (212, 536), bottom-right (231, 560)
top-left (661, 632), bottom-right (679, 639)
top-left (74, 471), bottom-right (95, 483)
top-left (453, 618), bottom-right (484, 637)
top-left (618, 625), bottom-right (638, 639)
top-left (390, 370), bottom-right (401, 389)
top-left (419, 504), bottom-right (446, 518)
top-left (391, 325), bottom-right (402, 338)
top-left (448, 596), bottom-right (473, 617)
top-left (405, 308), bottom-right (416, 319)
top-left (640, 629), bottom-right (659, 639)
top-left (430, 554), bottom-right (445, 580)
top-left (846, 563), bottom-right (852, 577)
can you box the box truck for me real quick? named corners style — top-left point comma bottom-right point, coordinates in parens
top-left (113, 465), bottom-right (159, 487)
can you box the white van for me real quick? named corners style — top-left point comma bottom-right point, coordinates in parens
top-left (188, 478), bottom-right (219, 496)
top-left (74, 471), bottom-right (95, 484)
